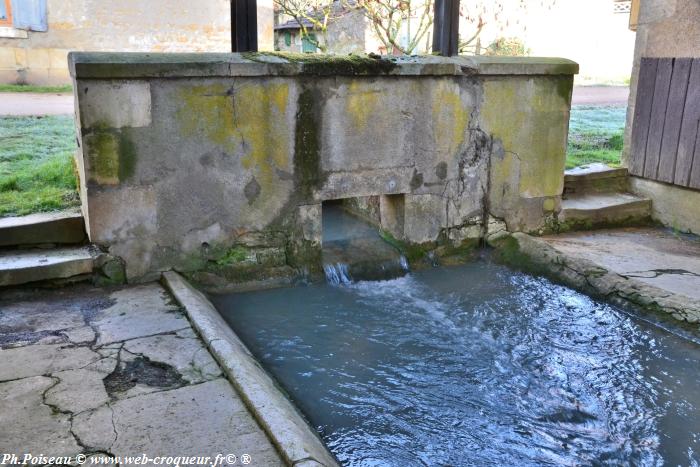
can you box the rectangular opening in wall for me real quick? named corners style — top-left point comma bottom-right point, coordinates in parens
top-left (321, 196), bottom-right (408, 283)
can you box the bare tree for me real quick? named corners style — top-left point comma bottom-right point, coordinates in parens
top-left (459, 0), bottom-right (558, 54)
top-left (273, 0), bottom-right (340, 52)
top-left (350, 0), bottom-right (434, 55)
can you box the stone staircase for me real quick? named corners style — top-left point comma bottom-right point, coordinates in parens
top-left (560, 163), bottom-right (652, 229)
top-left (0, 210), bottom-right (100, 287)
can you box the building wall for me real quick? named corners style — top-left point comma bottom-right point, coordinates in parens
top-left (481, 0), bottom-right (636, 84)
top-left (70, 53), bottom-right (576, 282)
top-left (0, 0), bottom-right (274, 85)
top-left (623, 0), bottom-right (700, 234)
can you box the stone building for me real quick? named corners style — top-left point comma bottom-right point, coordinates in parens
top-left (0, 0), bottom-right (273, 85)
top-left (623, 0), bottom-right (700, 234)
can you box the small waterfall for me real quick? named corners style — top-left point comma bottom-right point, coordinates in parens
top-left (324, 263), bottom-right (352, 285)
top-left (399, 255), bottom-right (410, 272)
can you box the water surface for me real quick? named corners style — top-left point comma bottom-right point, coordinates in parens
top-left (212, 263), bottom-right (700, 466)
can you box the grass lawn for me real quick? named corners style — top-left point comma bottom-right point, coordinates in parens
top-left (566, 105), bottom-right (627, 170)
top-left (0, 116), bottom-right (79, 217)
top-left (0, 83), bottom-right (72, 93)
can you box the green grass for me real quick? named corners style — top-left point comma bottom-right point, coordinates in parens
top-left (567, 105), bottom-right (626, 169)
top-left (0, 116), bottom-right (79, 217)
top-left (0, 84), bottom-right (72, 93)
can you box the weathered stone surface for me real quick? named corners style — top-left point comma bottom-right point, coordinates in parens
top-left (560, 192), bottom-right (651, 226)
top-left (564, 163), bottom-right (629, 195)
top-left (122, 333), bottom-right (222, 384)
top-left (0, 210), bottom-right (86, 247)
top-left (79, 80), bottom-right (151, 129)
top-left (71, 53), bottom-right (575, 282)
top-left (490, 230), bottom-right (700, 323)
top-left (0, 376), bottom-right (80, 456)
top-left (0, 281), bottom-right (285, 464)
top-left (45, 367), bottom-right (112, 413)
top-left (72, 405), bottom-right (116, 451)
top-left (0, 246), bottom-right (96, 287)
top-left (92, 284), bottom-right (189, 345)
top-left (110, 379), bottom-right (285, 466)
top-left (0, 344), bottom-right (101, 381)
top-left (164, 272), bottom-right (339, 467)
top-left (630, 176), bottom-right (700, 235)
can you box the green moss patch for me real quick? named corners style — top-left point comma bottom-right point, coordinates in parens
top-left (244, 52), bottom-right (398, 76)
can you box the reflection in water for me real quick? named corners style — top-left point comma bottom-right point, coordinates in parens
top-left (212, 262), bottom-right (700, 466)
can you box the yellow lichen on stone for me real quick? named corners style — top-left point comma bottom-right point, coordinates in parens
top-left (236, 82), bottom-right (291, 189)
top-left (346, 81), bottom-right (381, 131)
top-left (176, 81), bottom-right (292, 197)
top-left (481, 77), bottom-right (569, 199)
top-left (177, 83), bottom-right (236, 149)
top-left (431, 82), bottom-right (470, 157)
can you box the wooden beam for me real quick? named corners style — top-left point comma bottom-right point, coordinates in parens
top-left (232, 0), bottom-right (258, 52)
top-left (432, 0), bottom-right (460, 56)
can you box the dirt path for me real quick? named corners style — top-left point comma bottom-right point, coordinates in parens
top-left (572, 86), bottom-right (629, 106)
top-left (0, 92), bottom-right (74, 116)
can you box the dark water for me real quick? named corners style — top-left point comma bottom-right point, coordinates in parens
top-left (211, 263), bottom-right (700, 466)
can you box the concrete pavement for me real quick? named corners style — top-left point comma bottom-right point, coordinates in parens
top-left (0, 282), bottom-right (284, 466)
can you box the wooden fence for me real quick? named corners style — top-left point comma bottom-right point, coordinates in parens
top-left (630, 57), bottom-right (700, 189)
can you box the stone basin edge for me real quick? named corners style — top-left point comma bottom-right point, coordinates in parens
top-left (161, 271), bottom-right (340, 467)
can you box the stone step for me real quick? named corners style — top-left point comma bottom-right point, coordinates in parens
top-left (0, 246), bottom-right (97, 287)
top-left (0, 211), bottom-right (86, 247)
top-left (560, 192), bottom-right (652, 229)
top-left (564, 163), bottom-right (629, 195)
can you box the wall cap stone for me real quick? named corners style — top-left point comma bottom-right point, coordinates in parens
top-left (69, 52), bottom-right (578, 79)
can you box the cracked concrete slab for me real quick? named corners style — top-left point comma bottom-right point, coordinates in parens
top-left (72, 405), bottom-right (116, 451)
top-left (542, 227), bottom-right (700, 301)
top-left (122, 333), bottom-right (222, 384)
top-left (0, 281), bottom-right (285, 465)
top-left (45, 366), bottom-right (113, 414)
top-left (93, 284), bottom-right (189, 345)
top-left (0, 376), bottom-right (80, 456)
top-left (0, 344), bottom-right (102, 382)
top-left (109, 379), bottom-right (284, 466)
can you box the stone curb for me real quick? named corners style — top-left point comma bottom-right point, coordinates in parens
top-left (161, 271), bottom-right (339, 467)
top-left (489, 232), bottom-right (700, 323)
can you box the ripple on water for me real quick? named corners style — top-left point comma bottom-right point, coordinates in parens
top-left (212, 262), bottom-right (700, 466)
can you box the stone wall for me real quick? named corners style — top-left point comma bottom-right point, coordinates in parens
top-left (0, 0), bottom-right (273, 85)
top-left (70, 53), bottom-right (576, 282)
top-left (623, 0), bottom-right (700, 234)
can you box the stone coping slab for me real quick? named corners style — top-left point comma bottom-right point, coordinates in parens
top-left (162, 271), bottom-right (340, 467)
top-left (69, 52), bottom-right (578, 79)
top-left (488, 231), bottom-right (700, 323)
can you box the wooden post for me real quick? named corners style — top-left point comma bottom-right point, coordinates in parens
top-left (232, 0), bottom-right (258, 52)
top-left (432, 0), bottom-right (460, 56)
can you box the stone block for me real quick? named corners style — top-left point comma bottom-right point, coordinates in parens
top-left (25, 48), bottom-right (51, 69)
top-left (78, 80), bottom-right (151, 129)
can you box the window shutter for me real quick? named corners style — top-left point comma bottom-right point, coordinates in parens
top-left (11, 0), bottom-right (47, 32)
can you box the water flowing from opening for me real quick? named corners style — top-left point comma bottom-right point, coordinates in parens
top-left (321, 202), bottom-right (407, 284)
top-left (212, 262), bottom-right (700, 466)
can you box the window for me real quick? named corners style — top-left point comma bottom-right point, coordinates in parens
top-left (284, 30), bottom-right (291, 47)
top-left (613, 0), bottom-right (631, 14)
top-left (0, 0), bottom-right (12, 27)
top-left (302, 33), bottom-right (317, 53)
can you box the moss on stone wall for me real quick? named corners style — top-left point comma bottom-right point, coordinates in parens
top-left (294, 87), bottom-right (324, 201)
top-left (243, 52), bottom-right (398, 76)
top-left (86, 125), bottom-right (137, 185)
